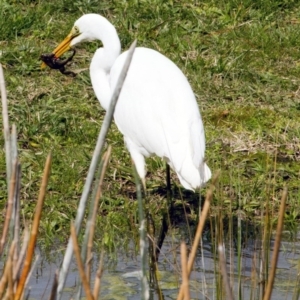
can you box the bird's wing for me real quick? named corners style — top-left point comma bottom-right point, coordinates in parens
top-left (110, 47), bottom-right (208, 188)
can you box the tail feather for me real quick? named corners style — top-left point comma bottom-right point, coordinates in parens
top-left (202, 162), bottom-right (212, 184)
top-left (174, 160), bottom-right (211, 191)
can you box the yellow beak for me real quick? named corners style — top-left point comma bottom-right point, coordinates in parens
top-left (53, 32), bottom-right (73, 57)
top-left (41, 30), bottom-right (75, 68)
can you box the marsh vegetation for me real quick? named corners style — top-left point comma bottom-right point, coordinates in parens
top-left (0, 0), bottom-right (300, 299)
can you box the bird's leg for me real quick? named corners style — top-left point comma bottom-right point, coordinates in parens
top-left (147, 205), bottom-right (164, 299)
top-left (166, 164), bottom-right (173, 210)
top-left (147, 213), bottom-right (161, 290)
top-left (142, 175), bottom-right (163, 295)
top-left (155, 212), bottom-right (169, 261)
top-left (155, 164), bottom-right (173, 261)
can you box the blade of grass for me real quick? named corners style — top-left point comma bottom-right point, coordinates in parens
top-left (14, 153), bottom-right (52, 300)
top-left (56, 39), bottom-right (137, 299)
top-left (263, 187), bottom-right (287, 300)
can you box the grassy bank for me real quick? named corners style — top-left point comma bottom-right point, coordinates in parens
top-left (0, 0), bottom-right (299, 250)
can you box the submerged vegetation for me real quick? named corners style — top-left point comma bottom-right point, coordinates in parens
top-left (0, 0), bottom-right (300, 298)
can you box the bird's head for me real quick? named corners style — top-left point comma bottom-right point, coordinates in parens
top-left (41, 14), bottom-right (100, 68)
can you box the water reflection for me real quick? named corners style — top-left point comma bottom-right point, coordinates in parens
top-left (27, 221), bottom-right (300, 299)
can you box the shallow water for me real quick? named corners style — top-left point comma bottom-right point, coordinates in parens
top-left (26, 225), bottom-right (300, 299)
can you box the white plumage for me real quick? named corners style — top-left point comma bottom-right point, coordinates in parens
top-left (52, 13), bottom-right (211, 190)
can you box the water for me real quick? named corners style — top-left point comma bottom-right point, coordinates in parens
top-left (26, 224), bottom-right (300, 299)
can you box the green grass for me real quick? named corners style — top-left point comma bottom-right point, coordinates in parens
top-left (0, 0), bottom-right (300, 250)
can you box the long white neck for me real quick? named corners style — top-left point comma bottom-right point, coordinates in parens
top-left (88, 15), bottom-right (121, 110)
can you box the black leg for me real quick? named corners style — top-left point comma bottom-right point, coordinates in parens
top-left (166, 164), bottom-right (171, 199)
top-left (147, 213), bottom-right (158, 286)
top-left (155, 163), bottom-right (172, 261)
top-left (147, 212), bottom-right (164, 299)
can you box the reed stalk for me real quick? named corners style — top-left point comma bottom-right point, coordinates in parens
top-left (237, 194), bottom-right (242, 300)
top-left (0, 64), bottom-right (12, 196)
top-left (0, 242), bottom-right (16, 299)
top-left (263, 187), bottom-right (287, 300)
top-left (13, 228), bottom-right (29, 283)
top-left (180, 242), bottom-right (190, 300)
top-left (10, 125), bottom-right (21, 262)
top-left (71, 223), bottom-right (94, 300)
top-left (0, 160), bottom-right (17, 256)
top-left (7, 250), bottom-right (13, 300)
top-left (75, 147), bottom-right (111, 300)
top-left (12, 162), bottom-right (21, 271)
top-left (86, 146), bottom-right (111, 282)
top-left (93, 251), bottom-right (104, 299)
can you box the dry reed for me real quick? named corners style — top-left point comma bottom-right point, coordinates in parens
top-left (71, 223), bottom-right (94, 300)
top-left (14, 153), bottom-right (52, 300)
top-left (263, 187), bottom-right (288, 300)
top-left (180, 242), bottom-right (190, 300)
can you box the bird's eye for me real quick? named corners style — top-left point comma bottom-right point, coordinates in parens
top-left (73, 26), bottom-right (80, 35)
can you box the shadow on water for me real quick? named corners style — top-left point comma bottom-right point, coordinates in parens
top-left (26, 216), bottom-right (300, 300)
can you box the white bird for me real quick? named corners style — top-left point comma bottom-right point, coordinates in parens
top-left (50, 13), bottom-right (211, 191)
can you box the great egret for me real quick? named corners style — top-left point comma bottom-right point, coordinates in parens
top-left (49, 13), bottom-right (211, 191)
